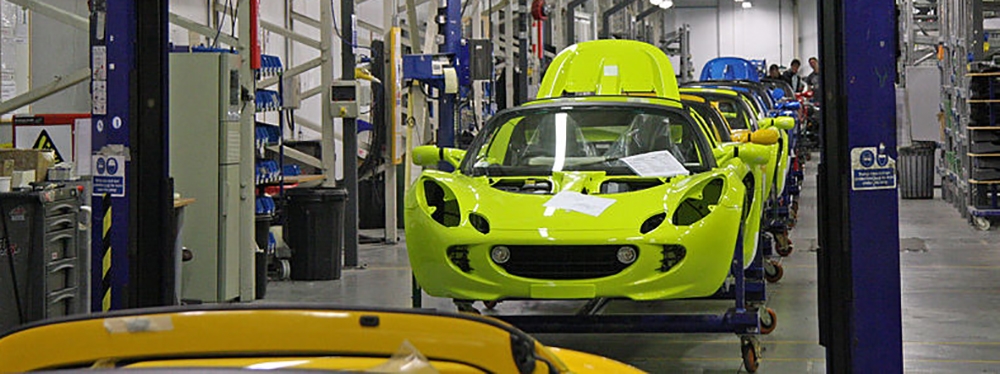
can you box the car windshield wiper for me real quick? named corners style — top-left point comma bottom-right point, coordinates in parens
top-left (471, 165), bottom-right (508, 177)
top-left (572, 156), bottom-right (626, 167)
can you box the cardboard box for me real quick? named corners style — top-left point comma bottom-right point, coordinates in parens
top-left (0, 149), bottom-right (56, 182)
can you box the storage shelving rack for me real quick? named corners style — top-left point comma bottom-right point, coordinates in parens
top-left (254, 54), bottom-right (291, 280)
top-left (938, 0), bottom-right (998, 230)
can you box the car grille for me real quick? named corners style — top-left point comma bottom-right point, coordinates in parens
top-left (497, 245), bottom-right (636, 280)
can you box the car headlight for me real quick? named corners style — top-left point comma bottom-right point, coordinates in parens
top-left (423, 180), bottom-right (460, 227)
top-left (640, 213), bottom-right (667, 234)
top-left (672, 178), bottom-right (725, 226)
top-left (469, 212), bottom-right (490, 234)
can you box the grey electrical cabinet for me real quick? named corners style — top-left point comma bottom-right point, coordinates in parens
top-left (169, 52), bottom-right (251, 303)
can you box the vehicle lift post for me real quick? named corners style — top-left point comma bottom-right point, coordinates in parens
top-left (817, 0), bottom-right (903, 372)
top-left (89, 0), bottom-right (174, 310)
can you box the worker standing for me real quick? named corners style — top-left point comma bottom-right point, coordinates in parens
top-left (781, 59), bottom-right (804, 92)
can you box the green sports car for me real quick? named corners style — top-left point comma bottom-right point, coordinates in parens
top-left (404, 40), bottom-right (774, 302)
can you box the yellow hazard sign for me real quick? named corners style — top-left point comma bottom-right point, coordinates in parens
top-left (32, 129), bottom-right (64, 163)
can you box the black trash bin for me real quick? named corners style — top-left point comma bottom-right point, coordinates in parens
top-left (254, 215), bottom-right (271, 299)
top-left (899, 142), bottom-right (936, 199)
top-left (285, 188), bottom-right (347, 280)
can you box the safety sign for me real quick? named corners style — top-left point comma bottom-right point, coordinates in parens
top-left (93, 154), bottom-right (125, 197)
top-left (31, 129), bottom-right (65, 163)
top-left (851, 143), bottom-right (897, 191)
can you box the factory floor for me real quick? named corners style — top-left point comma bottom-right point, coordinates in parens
top-left (264, 157), bottom-right (1000, 373)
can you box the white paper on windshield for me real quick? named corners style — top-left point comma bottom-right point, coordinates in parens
top-left (621, 150), bottom-right (691, 178)
top-left (543, 191), bottom-right (616, 217)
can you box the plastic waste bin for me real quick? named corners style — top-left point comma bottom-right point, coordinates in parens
top-left (254, 215), bottom-right (271, 299)
top-left (285, 188), bottom-right (347, 280)
top-left (899, 142), bottom-right (936, 199)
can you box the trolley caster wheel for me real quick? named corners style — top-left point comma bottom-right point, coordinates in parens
top-left (454, 300), bottom-right (480, 314)
top-left (759, 308), bottom-right (777, 335)
top-left (764, 260), bottom-right (784, 283)
top-left (974, 217), bottom-right (992, 231)
top-left (775, 233), bottom-right (793, 257)
top-left (278, 259), bottom-right (291, 281)
top-left (741, 337), bottom-right (761, 373)
top-left (482, 300), bottom-right (499, 310)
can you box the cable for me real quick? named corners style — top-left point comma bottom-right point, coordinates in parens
top-left (329, 0), bottom-right (374, 52)
top-left (210, 0), bottom-right (231, 48)
top-left (0, 199), bottom-right (25, 325)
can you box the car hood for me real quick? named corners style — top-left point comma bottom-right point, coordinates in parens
top-left (417, 170), bottom-right (731, 232)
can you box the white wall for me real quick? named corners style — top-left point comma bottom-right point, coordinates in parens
top-left (797, 0), bottom-right (819, 69)
top-left (28, 1), bottom-right (89, 114)
top-left (665, 0), bottom-right (818, 77)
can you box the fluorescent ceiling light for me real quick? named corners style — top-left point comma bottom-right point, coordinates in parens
top-left (742, 1), bottom-right (752, 8)
top-left (659, 0), bottom-right (673, 8)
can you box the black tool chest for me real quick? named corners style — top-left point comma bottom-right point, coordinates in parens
top-left (0, 186), bottom-right (83, 333)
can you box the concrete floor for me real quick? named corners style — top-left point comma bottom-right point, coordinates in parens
top-left (265, 158), bottom-right (1000, 373)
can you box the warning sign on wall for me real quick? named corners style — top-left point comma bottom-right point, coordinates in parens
top-left (31, 129), bottom-right (65, 163)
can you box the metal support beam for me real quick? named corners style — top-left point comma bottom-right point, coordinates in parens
top-left (0, 68), bottom-right (88, 115)
top-left (291, 11), bottom-right (321, 29)
top-left (405, 0), bottom-right (423, 53)
top-left (258, 56), bottom-right (324, 88)
top-left (131, 0), bottom-right (173, 308)
top-left (384, 0), bottom-right (398, 244)
top-left (600, 0), bottom-right (640, 39)
top-left (300, 84), bottom-right (324, 100)
top-left (635, 5), bottom-right (660, 22)
top-left (267, 145), bottom-right (324, 169)
top-left (261, 20), bottom-right (322, 49)
top-left (565, 0), bottom-right (587, 46)
top-left (341, 0), bottom-right (361, 268)
top-left (358, 19), bottom-right (384, 35)
top-left (169, 12), bottom-right (238, 46)
top-left (817, 0), bottom-right (902, 372)
top-left (294, 115), bottom-right (324, 133)
top-left (8, 0), bottom-right (88, 31)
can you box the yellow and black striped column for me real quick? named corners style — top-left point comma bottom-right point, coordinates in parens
top-left (101, 194), bottom-right (112, 311)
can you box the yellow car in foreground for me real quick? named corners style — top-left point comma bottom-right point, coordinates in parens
top-left (0, 305), bottom-right (643, 373)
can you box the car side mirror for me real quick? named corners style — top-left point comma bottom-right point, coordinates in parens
top-left (760, 116), bottom-right (795, 131)
top-left (732, 128), bottom-right (779, 145)
top-left (780, 101), bottom-right (802, 111)
top-left (737, 143), bottom-right (771, 166)
top-left (411, 145), bottom-right (466, 169)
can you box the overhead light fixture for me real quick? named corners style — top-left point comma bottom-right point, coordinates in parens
top-left (659, 0), bottom-right (673, 8)
top-left (734, 0), bottom-right (744, 2)
top-left (742, 1), bottom-right (752, 8)
top-left (649, 0), bottom-right (663, 5)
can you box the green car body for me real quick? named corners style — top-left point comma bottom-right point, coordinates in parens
top-left (679, 87), bottom-right (794, 199)
top-left (405, 40), bottom-right (773, 301)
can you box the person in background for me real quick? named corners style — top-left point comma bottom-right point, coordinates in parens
top-left (805, 57), bottom-right (820, 92)
top-left (781, 59), bottom-right (804, 92)
top-left (767, 64), bottom-right (782, 79)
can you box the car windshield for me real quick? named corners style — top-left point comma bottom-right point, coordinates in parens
top-left (689, 103), bottom-right (732, 143)
top-left (460, 103), bottom-right (713, 177)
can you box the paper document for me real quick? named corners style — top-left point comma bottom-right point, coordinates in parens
top-left (544, 191), bottom-right (616, 217)
top-left (621, 150), bottom-right (691, 178)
